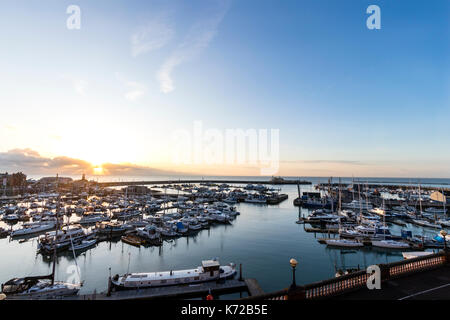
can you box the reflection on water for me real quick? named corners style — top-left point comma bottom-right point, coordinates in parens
top-left (0, 184), bottom-right (444, 295)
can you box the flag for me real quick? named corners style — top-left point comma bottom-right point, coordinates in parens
top-left (2, 178), bottom-right (6, 186)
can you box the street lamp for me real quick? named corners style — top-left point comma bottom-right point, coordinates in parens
top-left (289, 258), bottom-right (298, 290)
top-left (440, 230), bottom-right (447, 252)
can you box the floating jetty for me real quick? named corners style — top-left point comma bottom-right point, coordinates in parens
top-left (57, 278), bottom-right (260, 300)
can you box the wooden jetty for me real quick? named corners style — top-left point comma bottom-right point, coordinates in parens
top-left (245, 278), bottom-right (264, 296)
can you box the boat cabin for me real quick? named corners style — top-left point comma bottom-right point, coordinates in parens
top-left (201, 260), bottom-right (220, 277)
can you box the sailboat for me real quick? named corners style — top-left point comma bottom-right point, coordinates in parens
top-left (411, 183), bottom-right (441, 229)
top-left (1, 176), bottom-right (80, 299)
top-left (371, 215), bottom-right (410, 249)
top-left (327, 178), bottom-right (363, 249)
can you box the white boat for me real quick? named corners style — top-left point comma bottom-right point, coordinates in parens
top-left (342, 200), bottom-right (372, 210)
top-left (438, 219), bottom-right (450, 227)
top-left (111, 260), bottom-right (236, 289)
top-left (1, 278), bottom-right (79, 299)
top-left (424, 207), bottom-right (447, 215)
top-left (371, 240), bottom-right (410, 249)
top-left (412, 219), bottom-right (441, 229)
top-left (2, 214), bottom-right (19, 222)
top-left (325, 239), bottom-right (364, 248)
top-left (223, 197), bottom-right (237, 204)
top-left (11, 222), bottom-right (56, 237)
top-left (79, 214), bottom-right (109, 225)
top-left (402, 251), bottom-right (433, 260)
top-left (369, 207), bottom-right (389, 216)
top-left (244, 195), bottom-right (267, 204)
top-left (136, 225), bottom-right (161, 240)
top-left (72, 239), bottom-right (97, 252)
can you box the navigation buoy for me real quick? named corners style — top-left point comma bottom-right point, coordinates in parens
top-left (206, 294), bottom-right (213, 300)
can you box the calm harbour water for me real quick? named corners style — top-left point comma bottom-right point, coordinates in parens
top-left (1, 176), bottom-right (448, 297)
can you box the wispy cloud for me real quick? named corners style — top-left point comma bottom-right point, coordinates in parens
top-left (157, 0), bottom-right (230, 93)
top-left (124, 81), bottom-right (146, 101)
top-left (282, 160), bottom-right (370, 166)
top-left (0, 149), bottom-right (179, 176)
top-left (61, 75), bottom-right (88, 96)
top-left (116, 73), bottom-right (147, 101)
top-left (131, 15), bottom-right (174, 58)
top-left (73, 79), bottom-right (88, 96)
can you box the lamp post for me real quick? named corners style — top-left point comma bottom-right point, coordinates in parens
top-left (289, 258), bottom-right (298, 290)
top-left (440, 230), bottom-right (447, 252)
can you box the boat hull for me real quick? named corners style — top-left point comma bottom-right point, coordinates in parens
top-left (111, 272), bottom-right (236, 291)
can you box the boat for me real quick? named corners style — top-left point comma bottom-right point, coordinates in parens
top-left (411, 219), bottom-right (441, 229)
top-left (402, 251), bottom-right (433, 260)
top-left (2, 214), bottom-right (19, 223)
top-left (111, 259), bottom-right (236, 290)
top-left (96, 221), bottom-right (126, 236)
top-left (0, 227), bottom-right (11, 238)
top-left (438, 219), bottom-right (450, 227)
top-left (222, 197), bottom-right (237, 204)
top-left (11, 222), bottom-right (56, 237)
top-left (305, 210), bottom-right (342, 223)
top-left (325, 239), bottom-right (364, 248)
top-left (79, 214), bottom-right (110, 225)
top-left (1, 193), bottom-right (80, 299)
top-left (136, 225), bottom-right (161, 241)
top-left (371, 240), bottom-right (410, 249)
top-left (72, 239), bottom-right (97, 252)
top-left (1, 276), bottom-right (80, 299)
top-left (244, 194), bottom-right (267, 204)
top-left (342, 200), bottom-right (372, 210)
top-left (38, 225), bottom-right (91, 253)
top-left (121, 234), bottom-right (145, 247)
top-left (424, 207), bottom-right (447, 215)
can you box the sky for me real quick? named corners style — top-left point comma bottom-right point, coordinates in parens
top-left (0, 0), bottom-right (449, 178)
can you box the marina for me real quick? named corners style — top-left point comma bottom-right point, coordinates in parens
top-left (0, 175), bottom-right (449, 299)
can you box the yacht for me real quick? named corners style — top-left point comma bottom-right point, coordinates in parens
top-left (79, 213), bottom-right (110, 225)
top-left (244, 194), bottom-right (267, 204)
top-left (1, 276), bottom-right (80, 299)
top-left (325, 239), bottom-right (364, 248)
top-left (72, 239), bottom-right (97, 252)
top-left (136, 225), bottom-right (161, 240)
top-left (305, 209), bottom-right (341, 223)
top-left (411, 219), bottom-right (441, 229)
top-left (342, 200), bottom-right (373, 210)
top-left (11, 222), bottom-right (56, 237)
top-left (371, 240), bottom-right (410, 249)
top-left (95, 221), bottom-right (126, 235)
top-left (424, 207), bottom-right (447, 215)
top-left (111, 260), bottom-right (236, 290)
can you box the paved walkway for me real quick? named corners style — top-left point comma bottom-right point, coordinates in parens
top-left (333, 265), bottom-right (450, 300)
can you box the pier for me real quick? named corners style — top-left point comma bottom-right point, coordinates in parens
top-left (98, 179), bottom-right (311, 188)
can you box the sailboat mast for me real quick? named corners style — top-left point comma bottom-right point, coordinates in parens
top-left (418, 183), bottom-right (423, 216)
top-left (442, 188), bottom-right (447, 217)
top-left (51, 174), bottom-right (60, 286)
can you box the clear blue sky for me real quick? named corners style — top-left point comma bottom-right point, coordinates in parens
top-left (0, 0), bottom-right (448, 177)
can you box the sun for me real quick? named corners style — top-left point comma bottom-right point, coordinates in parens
top-left (93, 166), bottom-right (104, 175)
